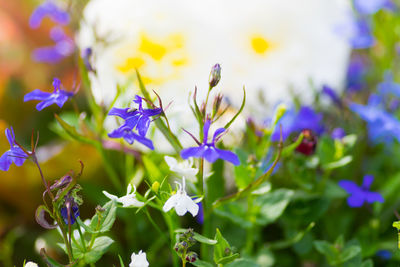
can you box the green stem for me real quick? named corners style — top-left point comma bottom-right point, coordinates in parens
top-left (163, 213), bottom-right (179, 267)
top-left (198, 158), bottom-right (212, 261)
top-left (204, 86), bottom-right (212, 115)
top-left (76, 224), bottom-right (87, 252)
top-left (245, 195), bottom-right (255, 254)
top-left (96, 143), bottom-right (122, 191)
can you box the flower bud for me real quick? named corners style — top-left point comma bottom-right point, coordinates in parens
top-left (272, 103), bottom-right (287, 126)
top-left (209, 63), bottom-right (221, 89)
top-left (185, 251), bottom-right (198, 263)
top-left (152, 181), bottom-right (160, 192)
top-left (295, 129), bottom-right (317, 156)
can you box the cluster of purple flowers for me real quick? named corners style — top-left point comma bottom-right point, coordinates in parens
top-left (29, 1), bottom-right (74, 63)
top-left (108, 95), bottom-right (162, 150)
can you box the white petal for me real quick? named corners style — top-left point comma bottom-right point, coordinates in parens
top-left (127, 184), bottom-right (133, 194)
top-left (182, 194), bottom-right (199, 217)
top-left (130, 250), bottom-right (149, 267)
top-left (120, 195), bottom-right (145, 207)
top-left (162, 194), bottom-right (180, 212)
top-left (164, 156), bottom-right (178, 169)
top-left (103, 191), bottom-right (119, 201)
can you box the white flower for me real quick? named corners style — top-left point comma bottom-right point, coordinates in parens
top-left (25, 262), bottom-right (38, 267)
top-left (164, 156), bottom-right (198, 182)
top-left (77, 0), bottom-right (352, 150)
top-left (129, 250), bottom-right (149, 267)
top-left (103, 184), bottom-right (145, 208)
top-left (162, 177), bottom-right (199, 217)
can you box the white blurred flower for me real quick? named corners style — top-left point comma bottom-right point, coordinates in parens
top-left (25, 262), bottom-right (38, 267)
top-left (129, 250), bottom-right (149, 267)
top-left (103, 184), bottom-right (145, 207)
top-left (164, 156), bottom-right (198, 182)
top-left (163, 177), bottom-right (199, 216)
top-left (77, 0), bottom-right (352, 149)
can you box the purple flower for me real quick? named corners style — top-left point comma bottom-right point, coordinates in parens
top-left (32, 27), bottom-right (75, 64)
top-left (82, 47), bottom-right (95, 72)
top-left (354, 0), bottom-right (394, 15)
top-left (331, 128), bottom-right (346, 139)
top-left (0, 128), bottom-right (28, 171)
top-left (196, 201), bottom-right (204, 224)
top-left (60, 204), bottom-right (79, 225)
top-left (376, 249), bottom-right (392, 260)
top-left (346, 54), bottom-right (368, 92)
top-left (350, 94), bottom-right (400, 144)
top-left (108, 95), bottom-right (162, 149)
top-left (336, 17), bottom-right (374, 49)
top-left (339, 175), bottom-right (384, 207)
top-left (29, 1), bottom-right (70, 29)
top-left (24, 78), bottom-right (74, 111)
top-left (181, 120), bottom-right (240, 165)
top-left (271, 106), bottom-right (324, 142)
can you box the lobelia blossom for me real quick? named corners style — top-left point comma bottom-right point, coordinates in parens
top-left (331, 128), bottom-right (346, 140)
top-left (271, 106), bottom-right (324, 142)
top-left (29, 0), bottom-right (70, 29)
top-left (107, 95), bottom-right (161, 149)
top-left (322, 85), bottom-right (342, 106)
top-left (103, 184), bottom-right (144, 208)
top-left (164, 156), bottom-right (198, 183)
top-left (60, 202), bottom-right (80, 225)
top-left (350, 94), bottom-right (400, 144)
top-left (163, 177), bottom-right (199, 217)
top-left (377, 72), bottom-right (400, 97)
top-left (0, 127), bottom-right (28, 171)
top-left (181, 119), bottom-right (240, 165)
top-left (33, 26), bottom-right (75, 64)
top-left (129, 250), bottom-right (149, 267)
top-left (346, 54), bottom-right (368, 92)
top-left (338, 175), bottom-right (384, 208)
top-left (24, 78), bottom-right (74, 111)
top-left (336, 16), bottom-right (374, 49)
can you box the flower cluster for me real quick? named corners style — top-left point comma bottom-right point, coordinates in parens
top-left (108, 95), bottom-right (162, 149)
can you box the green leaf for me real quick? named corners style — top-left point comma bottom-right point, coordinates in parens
top-left (77, 217), bottom-right (97, 234)
top-left (118, 254), bottom-right (126, 267)
top-left (281, 134), bottom-right (304, 157)
top-left (361, 259), bottom-right (373, 267)
top-left (225, 259), bottom-right (260, 267)
top-left (224, 87), bottom-right (246, 129)
top-left (89, 201), bottom-right (117, 233)
top-left (255, 189), bottom-right (294, 225)
top-left (314, 241), bottom-right (337, 264)
top-left (214, 228), bottom-right (237, 265)
top-left (54, 114), bottom-right (97, 146)
top-left (191, 260), bottom-right (214, 267)
top-left (35, 205), bottom-right (57, 230)
top-left (83, 236), bottom-right (114, 264)
top-left (142, 155), bottom-right (163, 182)
top-left (323, 156), bottom-right (352, 170)
top-left (215, 202), bottom-right (252, 229)
top-left (340, 245), bottom-right (361, 262)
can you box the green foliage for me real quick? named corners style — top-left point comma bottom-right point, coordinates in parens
top-left (214, 229), bottom-right (240, 265)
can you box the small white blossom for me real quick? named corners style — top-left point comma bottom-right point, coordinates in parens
top-left (25, 262), bottom-right (38, 267)
top-left (164, 156), bottom-right (198, 182)
top-left (129, 250), bottom-right (149, 267)
top-left (163, 177), bottom-right (199, 217)
top-left (103, 184), bottom-right (145, 208)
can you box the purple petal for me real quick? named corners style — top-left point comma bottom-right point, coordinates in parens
top-left (36, 99), bottom-right (57, 111)
top-left (133, 95), bottom-right (142, 105)
top-left (9, 147), bottom-right (27, 166)
top-left (365, 192), bottom-right (384, 203)
top-left (331, 128), bottom-right (346, 140)
top-left (131, 132), bottom-right (154, 150)
top-left (29, 1), bottom-right (70, 29)
top-left (143, 107), bottom-right (162, 117)
top-left (108, 107), bottom-right (132, 119)
top-left (54, 91), bottom-right (71, 108)
top-left (52, 78), bottom-right (61, 91)
top-left (347, 194), bottom-right (365, 208)
top-left (136, 116), bottom-right (150, 136)
top-left (24, 90), bottom-right (52, 102)
top-left (215, 148), bottom-right (240, 165)
top-left (362, 175), bottom-right (374, 189)
top-left (203, 146), bottom-right (220, 163)
top-left (0, 151), bottom-right (12, 171)
top-left (181, 146), bottom-right (205, 159)
top-left (212, 128), bottom-right (226, 143)
top-left (125, 114), bottom-right (141, 129)
top-left (203, 120), bottom-right (211, 142)
top-left (32, 46), bottom-right (64, 64)
top-left (5, 128), bottom-right (14, 146)
top-left (338, 180), bottom-right (360, 194)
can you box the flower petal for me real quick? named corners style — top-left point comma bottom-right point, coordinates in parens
top-left (203, 146), bottom-right (220, 163)
top-left (215, 148), bottom-right (240, 165)
top-left (108, 107), bottom-right (131, 118)
top-left (36, 99), bottom-right (57, 111)
top-left (24, 89), bottom-right (52, 102)
top-left (164, 156), bottom-right (178, 169)
top-left (162, 194), bottom-right (180, 212)
top-left (362, 175), bottom-right (374, 189)
top-left (136, 116), bottom-right (150, 136)
top-left (212, 128), bottom-right (226, 143)
top-left (103, 191), bottom-right (119, 201)
top-left (181, 146), bottom-right (205, 159)
top-left (338, 180), bottom-right (360, 194)
top-left (347, 194), bottom-right (365, 208)
top-left (203, 119), bottom-right (211, 142)
top-left (0, 151), bottom-right (12, 171)
top-left (365, 191), bottom-right (384, 204)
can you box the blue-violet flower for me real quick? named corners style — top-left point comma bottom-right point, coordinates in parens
top-left (29, 0), bottom-right (70, 29)
top-left (24, 78), bottom-right (74, 111)
top-left (0, 127), bottom-right (28, 171)
top-left (339, 175), bottom-right (384, 208)
top-left (181, 119), bottom-right (240, 165)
